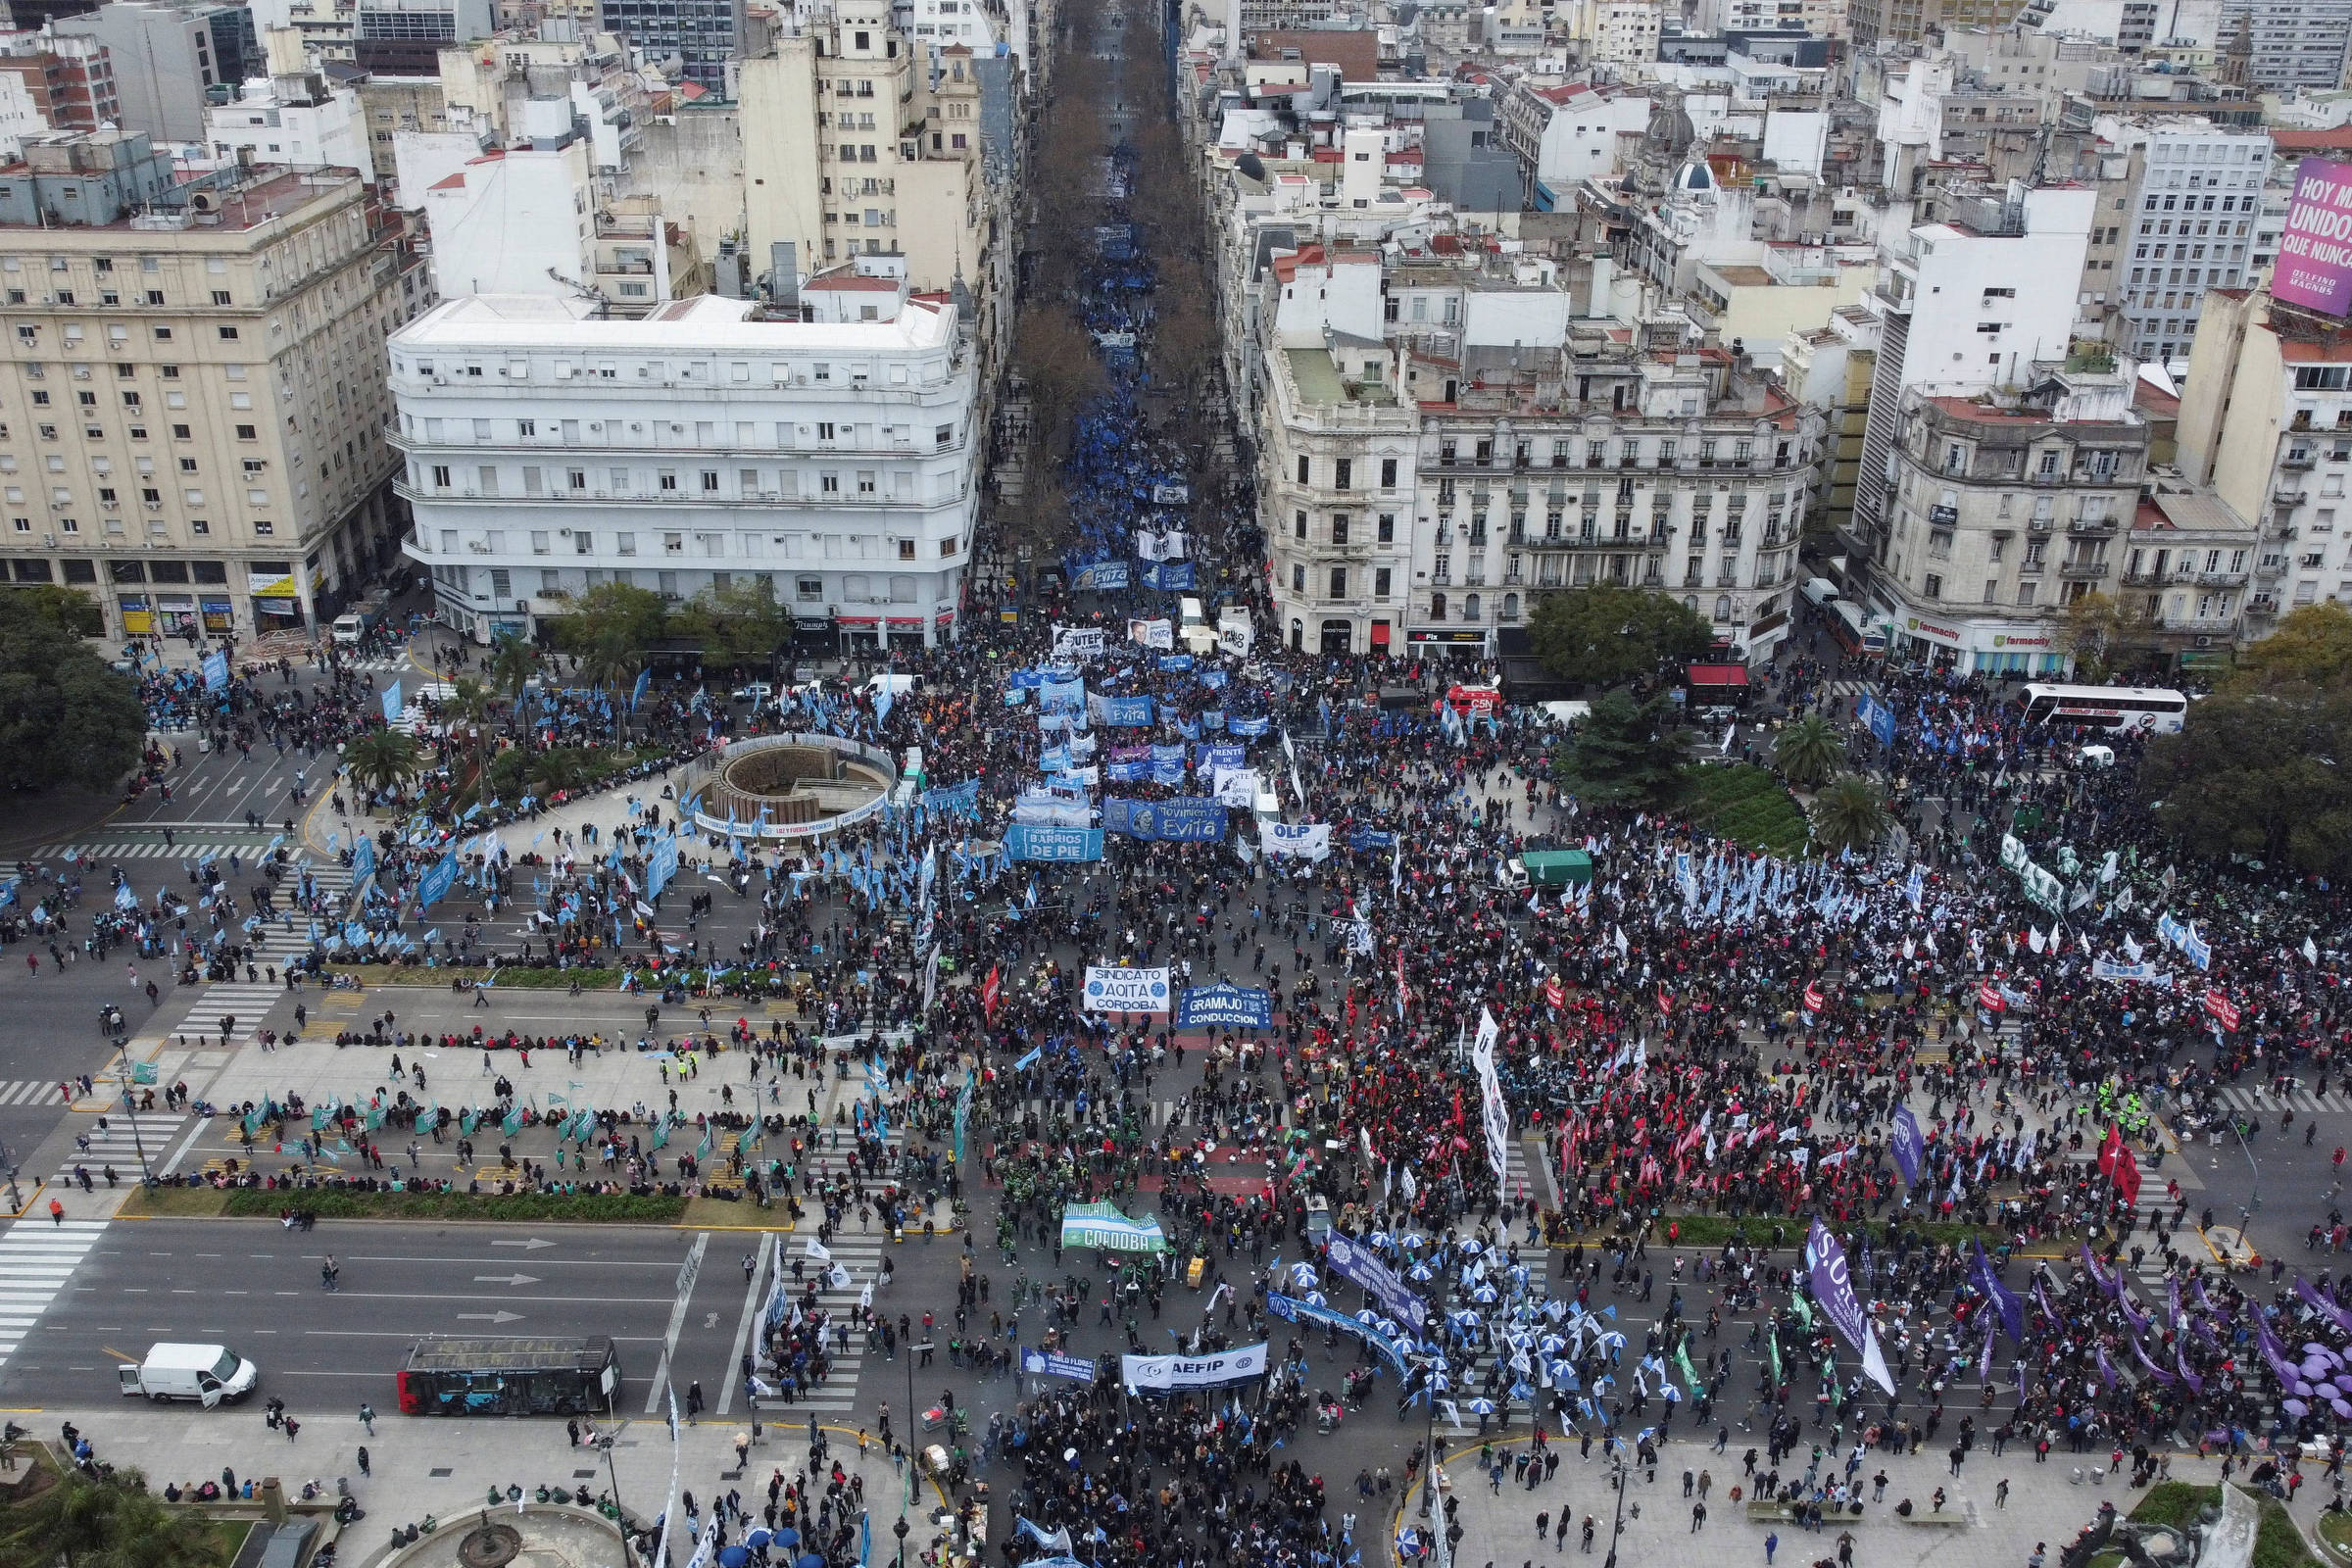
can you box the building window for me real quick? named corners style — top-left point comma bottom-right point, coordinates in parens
top-left (1329, 566), bottom-right (1348, 598)
top-left (1331, 514), bottom-right (1349, 546)
top-left (1429, 592), bottom-right (1447, 620)
top-left (1923, 573), bottom-right (1942, 600)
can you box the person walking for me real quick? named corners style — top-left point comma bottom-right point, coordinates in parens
top-left (1764, 1530), bottom-right (1779, 1564)
top-left (357, 1446), bottom-right (370, 1478)
top-left (1691, 1501), bottom-right (1707, 1532)
top-left (283, 1416), bottom-right (300, 1444)
top-left (358, 1402), bottom-right (374, 1436)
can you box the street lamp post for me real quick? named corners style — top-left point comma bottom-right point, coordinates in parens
top-left (1601, 1451), bottom-right (1632, 1568)
top-left (596, 1434), bottom-right (635, 1568)
top-left (110, 1037), bottom-right (154, 1188)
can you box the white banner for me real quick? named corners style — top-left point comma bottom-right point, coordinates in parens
top-left (1260, 822), bottom-right (1332, 860)
top-left (1211, 766), bottom-right (1261, 808)
top-left (1122, 1343), bottom-right (1269, 1391)
top-left (1083, 964), bottom-right (1173, 1013)
top-left (1052, 625), bottom-right (1106, 662)
top-left (1217, 619), bottom-right (1252, 657)
top-left (1128, 617), bottom-right (1174, 650)
top-left (1470, 1005), bottom-right (1509, 1184)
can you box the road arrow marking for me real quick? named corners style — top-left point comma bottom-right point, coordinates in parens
top-left (456, 1310), bottom-right (524, 1324)
top-left (489, 1239), bottom-right (556, 1250)
top-left (471, 1274), bottom-right (541, 1287)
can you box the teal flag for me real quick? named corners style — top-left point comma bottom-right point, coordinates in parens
top-left (502, 1106), bottom-right (523, 1137)
top-left (693, 1128), bottom-right (713, 1163)
top-left (651, 1120), bottom-right (671, 1152)
top-left (460, 1107), bottom-right (479, 1136)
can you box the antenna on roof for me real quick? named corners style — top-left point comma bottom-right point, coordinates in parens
top-left (546, 267), bottom-right (612, 318)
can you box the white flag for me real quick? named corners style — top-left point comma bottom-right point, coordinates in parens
top-left (2307, 936), bottom-right (2322, 965)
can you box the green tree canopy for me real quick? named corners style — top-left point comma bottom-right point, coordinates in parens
top-left (546, 582), bottom-right (669, 691)
top-left (0, 590), bottom-right (143, 794)
top-left (1552, 689), bottom-right (1688, 806)
top-left (2228, 602), bottom-right (2352, 694)
top-left (672, 578), bottom-right (789, 669)
top-left (2138, 688), bottom-right (2352, 876)
top-left (1527, 585), bottom-right (1713, 690)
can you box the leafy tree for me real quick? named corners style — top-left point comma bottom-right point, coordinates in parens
top-left (1527, 585), bottom-right (1713, 690)
top-left (485, 633), bottom-right (539, 723)
top-left (0, 590), bottom-right (143, 794)
top-left (1552, 690), bottom-right (1687, 806)
top-left (342, 729), bottom-right (422, 807)
top-left (1808, 773), bottom-right (1889, 855)
top-left (2056, 591), bottom-right (2151, 682)
top-left (675, 578), bottom-right (789, 670)
top-left (547, 582), bottom-right (668, 688)
top-left (2228, 601), bottom-right (2352, 694)
top-left (2138, 688), bottom-right (2352, 875)
top-left (12, 585), bottom-right (103, 638)
top-left (0, 1467), bottom-right (221, 1568)
top-left (1771, 712), bottom-right (1845, 789)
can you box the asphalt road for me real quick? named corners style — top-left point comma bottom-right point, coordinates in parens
top-left (0, 1218), bottom-right (769, 1416)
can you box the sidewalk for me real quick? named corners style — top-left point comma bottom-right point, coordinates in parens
top-left (24, 1401), bottom-right (946, 1565)
top-left (1416, 1427), bottom-right (2274, 1568)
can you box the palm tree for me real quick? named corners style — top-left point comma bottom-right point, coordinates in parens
top-left (1772, 712), bottom-right (1845, 789)
top-left (1809, 773), bottom-right (1890, 856)
top-left (0, 1469), bottom-right (210, 1568)
top-left (486, 633), bottom-right (539, 730)
top-left (448, 676), bottom-right (499, 805)
top-left (79, 1486), bottom-right (220, 1568)
top-left (342, 729), bottom-right (422, 809)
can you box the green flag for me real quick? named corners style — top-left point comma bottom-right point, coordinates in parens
top-left (651, 1120), bottom-right (671, 1152)
top-left (311, 1105), bottom-right (332, 1132)
top-left (502, 1106), bottom-right (523, 1137)
top-left (366, 1104), bottom-right (386, 1132)
top-left (1790, 1292), bottom-right (1814, 1330)
top-left (460, 1107), bottom-right (479, 1136)
top-left (1769, 1327), bottom-right (1783, 1387)
top-left (694, 1128), bottom-right (714, 1164)
top-left (1676, 1342), bottom-right (1703, 1396)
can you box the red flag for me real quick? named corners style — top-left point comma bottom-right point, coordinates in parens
top-left (1978, 979), bottom-right (2004, 1013)
top-left (1544, 975), bottom-right (1565, 1008)
top-left (981, 963), bottom-right (1001, 1020)
top-left (2115, 1141), bottom-right (2142, 1206)
top-left (1656, 984), bottom-right (1673, 1014)
top-left (1802, 982), bottom-right (1825, 1014)
top-left (2205, 992), bottom-right (2241, 1033)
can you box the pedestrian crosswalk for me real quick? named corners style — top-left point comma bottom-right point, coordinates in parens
top-left (1827, 680), bottom-right (1875, 701)
top-left (32, 840), bottom-right (267, 863)
top-left (2214, 1084), bottom-right (2352, 1116)
top-left (752, 1233), bottom-right (890, 1417)
top-left (0, 1081), bottom-right (66, 1108)
top-left (54, 1114), bottom-right (183, 1183)
top-left (0, 1221), bottom-right (106, 1368)
top-left (172, 981), bottom-right (283, 1045)
top-left (391, 682), bottom-right (456, 735)
top-left (344, 654), bottom-right (412, 673)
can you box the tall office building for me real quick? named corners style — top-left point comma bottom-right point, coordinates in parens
top-left (52, 1), bottom-right (257, 142)
top-left (352, 0), bottom-right (493, 75)
top-left (2216, 0), bottom-right (2352, 90)
top-left (596, 0), bottom-right (743, 94)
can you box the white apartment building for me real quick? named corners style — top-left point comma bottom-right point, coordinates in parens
top-left (0, 141), bottom-right (424, 642)
top-left (391, 279), bottom-right (982, 648)
top-left (2094, 115), bottom-right (2271, 369)
top-left (205, 66), bottom-right (371, 178)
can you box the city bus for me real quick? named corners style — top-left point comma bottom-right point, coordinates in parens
top-left (395, 1336), bottom-right (621, 1418)
top-left (2016, 683), bottom-right (2189, 734)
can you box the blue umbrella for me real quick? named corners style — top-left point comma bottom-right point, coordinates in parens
top-left (1464, 1397), bottom-right (1497, 1414)
top-left (1291, 1262), bottom-right (1319, 1288)
top-left (1369, 1232), bottom-right (1392, 1247)
top-left (719, 1548), bottom-right (752, 1568)
top-left (1303, 1290), bottom-right (1330, 1306)
top-left (1408, 1262), bottom-right (1437, 1281)
top-left (747, 1530), bottom-right (776, 1548)
top-left (1472, 1285), bottom-right (1499, 1303)
top-left (798, 1554), bottom-right (825, 1568)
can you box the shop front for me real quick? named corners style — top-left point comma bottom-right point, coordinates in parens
top-left (886, 614), bottom-right (926, 649)
top-left (201, 598), bottom-right (235, 635)
top-left (1890, 612), bottom-right (1964, 668)
top-left (1406, 627), bottom-right (1492, 657)
top-left (117, 595), bottom-right (151, 636)
top-left (836, 613), bottom-right (882, 650)
top-left (153, 595), bottom-right (200, 636)
top-left (249, 566), bottom-right (305, 631)
top-left (1968, 625), bottom-right (2069, 678)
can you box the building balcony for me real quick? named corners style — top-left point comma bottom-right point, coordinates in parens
top-left (2068, 516), bottom-right (2119, 537)
top-left (2281, 451), bottom-right (2317, 470)
top-left (2120, 569), bottom-right (2165, 587)
top-left (2198, 569), bottom-right (2248, 587)
top-left (2276, 488), bottom-right (2309, 509)
top-left (2059, 560), bottom-right (2111, 580)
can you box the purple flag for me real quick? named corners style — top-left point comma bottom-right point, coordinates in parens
top-left (2119, 1290), bottom-right (2148, 1338)
top-left (2129, 1334), bottom-right (2177, 1385)
top-left (1974, 1242), bottom-right (2024, 1343)
top-left (1889, 1106), bottom-right (1923, 1188)
top-left (2095, 1345), bottom-right (2118, 1391)
top-left (2176, 1342), bottom-right (2203, 1395)
top-left (2295, 1274), bottom-right (2352, 1338)
top-left (1804, 1219), bottom-right (1894, 1395)
top-left (2082, 1244), bottom-right (2118, 1298)
top-left (2168, 1279), bottom-right (2183, 1330)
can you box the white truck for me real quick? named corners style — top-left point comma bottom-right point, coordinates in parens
top-left (117, 1342), bottom-right (259, 1406)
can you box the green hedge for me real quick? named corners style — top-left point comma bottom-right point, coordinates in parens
top-left (2132, 1484), bottom-right (2221, 1531)
top-left (2255, 1494), bottom-right (2327, 1568)
top-left (1679, 764), bottom-right (1811, 856)
top-left (219, 1189), bottom-right (688, 1223)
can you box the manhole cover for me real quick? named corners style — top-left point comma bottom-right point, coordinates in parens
top-left (458, 1522), bottom-right (523, 1568)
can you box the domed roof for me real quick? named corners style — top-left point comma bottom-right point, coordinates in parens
top-left (1673, 159), bottom-right (1715, 192)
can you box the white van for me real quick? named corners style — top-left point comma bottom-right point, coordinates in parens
top-left (863, 672), bottom-right (920, 698)
top-left (118, 1342), bottom-right (259, 1406)
top-left (330, 612), bottom-right (367, 649)
top-left (1799, 577), bottom-right (1840, 611)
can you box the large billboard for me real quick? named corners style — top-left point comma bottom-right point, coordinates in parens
top-left (2276, 157), bottom-right (2352, 318)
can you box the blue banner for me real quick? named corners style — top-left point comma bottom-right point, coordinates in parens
top-left (1229, 715), bottom-right (1270, 737)
top-left (1197, 744), bottom-right (1246, 770)
top-left (1103, 798), bottom-right (1227, 843)
top-left (631, 667), bottom-right (652, 711)
top-left (1100, 696), bottom-right (1153, 727)
top-left (646, 833), bottom-right (679, 900)
top-left (1856, 691), bottom-right (1896, 746)
top-left (1157, 654), bottom-right (1195, 671)
top-left (1005, 825), bottom-right (1103, 862)
top-left (1176, 982), bottom-right (1272, 1029)
top-left (921, 779), bottom-right (981, 816)
top-left (1041, 678), bottom-right (1086, 714)
top-left (380, 680), bottom-right (403, 726)
top-left (1074, 560), bottom-right (1130, 591)
top-left (1889, 1104), bottom-right (1923, 1188)
top-left (1323, 1230), bottom-right (1430, 1329)
top-left (1265, 1291), bottom-right (1407, 1373)
top-left (351, 834), bottom-right (375, 882)
top-left (1348, 827), bottom-right (1397, 852)
top-left (1141, 561), bottom-right (1196, 590)
top-left (1104, 760), bottom-right (1148, 782)
top-left (417, 851), bottom-right (460, 909)
top-left (202, 650), bottom-right (229, 693)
